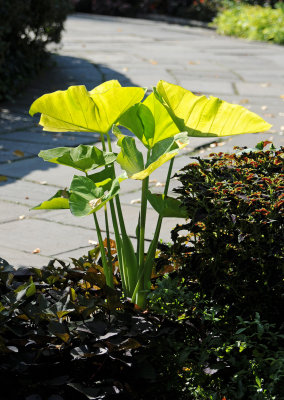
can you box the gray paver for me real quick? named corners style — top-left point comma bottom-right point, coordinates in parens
top-left (1, 13), bottom-right (284, 268)
top-left (0, 130), bottom-right (100, 146)
top-left (0, 246), bottom-right (51, 268)
top-left (0, 179), bottom-right (58, 207)
top-left (0, 219), bottom-right (98, 256)
top-left (0, 201), bottom-right (33, 223)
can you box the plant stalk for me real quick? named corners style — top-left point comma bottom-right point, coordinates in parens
top-left (138, 177), bottom-right (149, 269)
top-left (93, 212), bottom-right (113, 288)
top-left (132, 157), bottom-right (175, 304)
top-left (109, 199), bottom-right (128, 295)
top-left (104, 204), bottom-right (114, 274)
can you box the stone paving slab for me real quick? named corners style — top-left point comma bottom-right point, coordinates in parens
top-left (0, 201), bottom-right (34, 223)
top-left (0, 246), bottom-right (51, 268)
top-left (0, 130), bottom-right (100, 146)
top-left (0, 219), bottom-right (97, 257)
top-left (0, 179), bottom-right (58, 207)
top-left (1, 13), bottom-right (284, 268)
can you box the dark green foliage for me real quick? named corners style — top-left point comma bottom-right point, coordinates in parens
top-left (150, 274), bottom-right (284, 399)
top-left (1, 144), bottom-right (283, 399)
top-left (0, 0), bottom-right (70, 101)
top-left (150, 143), bottom-right (284, 399)
top-left (0, 256), bottom-right (184, 400)
top-left (90, 0), bottom-right (221, 21)
top-left (170, 143), bottom-right (284, 322)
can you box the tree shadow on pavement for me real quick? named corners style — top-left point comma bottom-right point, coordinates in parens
top-left (0, 53), bottom-right (137, 188)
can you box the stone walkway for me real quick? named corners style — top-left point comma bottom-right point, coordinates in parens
top-left (0, 13), bottom-right (284, 268)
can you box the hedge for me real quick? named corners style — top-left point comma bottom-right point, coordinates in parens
top-left (0, 0), bottom-right (70, 101)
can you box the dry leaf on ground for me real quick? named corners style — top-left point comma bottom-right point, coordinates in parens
top-left (13, 150), bottom-right (24, 157)
top-left (130, 199), bottom-right (141, 205)
top-left (0, 175), bottom-right (7, 182)
top-left (239, 99), bottom-right (249, 104)
top-left (32, 248), bottom-right (40, 254)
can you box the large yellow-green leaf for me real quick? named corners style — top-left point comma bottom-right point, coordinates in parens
top-left (29, 80), bottom-right (145, 134)
top-left (118, 92), bottom-right (180, 148)
top-left (38, 145), bottom-right (116, 172)
top-left (155, 81), bottom-right (272, 137)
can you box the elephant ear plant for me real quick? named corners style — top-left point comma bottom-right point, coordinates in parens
top-left (30, 79), bottom-right (271, 307)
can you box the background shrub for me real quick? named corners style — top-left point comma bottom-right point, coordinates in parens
top-left (76, 0), bottom-right (222, 21)
top-left (212, 2), bottom-right (284, 44)
top-left (0, 0), bottom-right (70, 101)
top-left (149, 143), bottom-right (284, 399)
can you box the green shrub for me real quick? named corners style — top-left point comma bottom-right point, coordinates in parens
top-left (0, 256), bottom-right (185, 399)
top-left (1, 143), bottom-right (283, 399)
top-left (150, 275), bottom-right (284, 399)
top-left (149, 143), bottom-right (284, 399)
top-left (90, 0), bottom-right (221, 21)
top-left (0, 0), bottom-right (70, 101)
top-left (212, 2), bottom-right (284, 44)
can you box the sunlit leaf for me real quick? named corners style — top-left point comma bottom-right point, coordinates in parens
top-left (32, 190), bottom-right (69, 210)
top-left (38, 145), bottom-right (116, 172)
top-left (15, 279), bottom-right (36, 301)
top-left (131, 132), bottom-right (189, 180)
top-left (115, 135), bottom-right (144, 177)
top-left (114, 128), bottom-right (189, 180)
top-left (69, 175), bottom-right (120, 216)
top-left (30, 80), bottom-right (145, 134)
top-left (118, 92), bottom-right (180, 148)
top-left (155, 80), bottom-right (272, 137)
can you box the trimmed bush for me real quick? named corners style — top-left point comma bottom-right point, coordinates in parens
top-left (212, 2), bottom-right (284, 44)
top-left (0, 0), bottom-right (70, 101)
top-left (150, 142), bottom-right (284, 399)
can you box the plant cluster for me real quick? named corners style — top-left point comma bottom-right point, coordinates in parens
top-left (150, 143), bottom-right (284, 399)
top-left (0, 0), bottom-right (70, 101)
top-left (212, 2), bottom-right (284, 44)
top-left (150, 274), bottom-right (284, 399)
top-left (29, 79), bottom-right (270, 308)
top-left (1, 144), bottom-right (282, 399)
top-left (222, 0), bottom-right (282, 6)
top-left (0, 256), bottom-right (186, 400)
